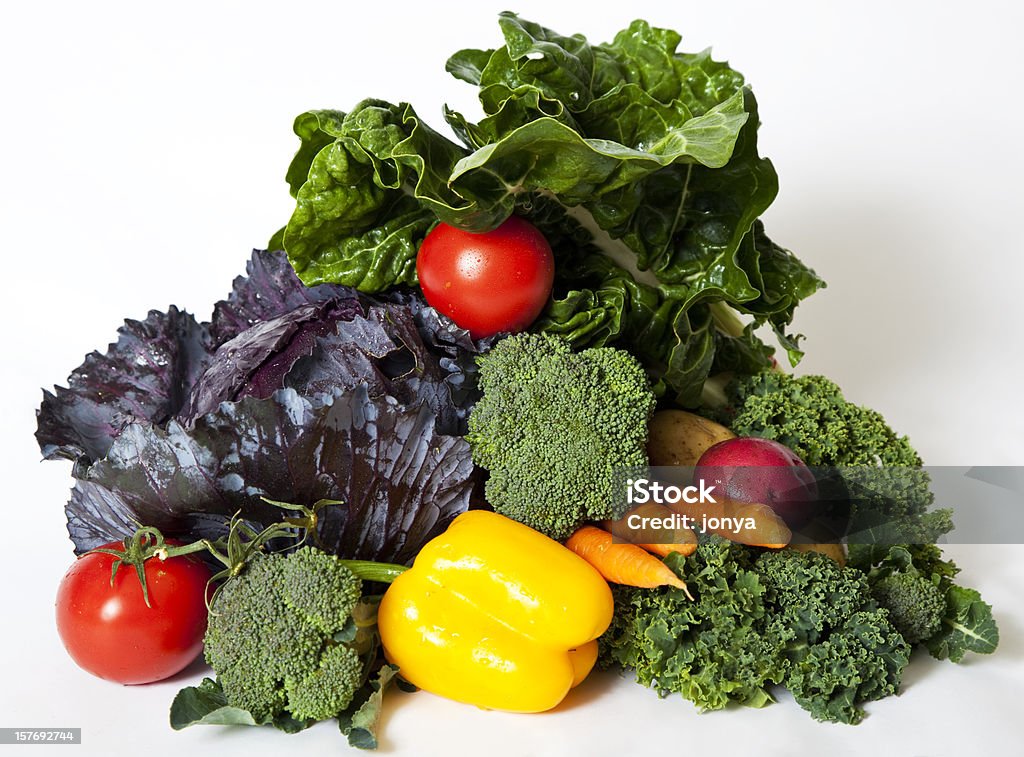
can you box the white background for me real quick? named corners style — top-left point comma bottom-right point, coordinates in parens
top-left (2, 1), bottom-right (1022, 755)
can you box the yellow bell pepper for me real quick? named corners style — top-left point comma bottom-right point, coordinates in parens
top-left (377, 510), bottom-right (614, 713)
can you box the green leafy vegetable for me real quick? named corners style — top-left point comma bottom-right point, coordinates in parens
top-left (276, 13), bottom-right (824, 405)
top-left (339, 665), bottom-right (401, 750)
top-left (170, 678), bottom-right (310, 733)
top-left (711, 371), bottom-right (953, 543)
top-left (785, 610), bottom-right (909, 725)
top-left (600, 540), bottom-right (911, 724)
top-left (928, 585), bottom-right (1000, 662)
top-left (602, 539), bottom-right (783, 711)
top-left (860, 545), bottom-right (999, 660)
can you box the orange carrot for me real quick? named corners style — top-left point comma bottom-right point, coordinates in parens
top-left (637, 541), bottom-right (697, 558)
top-left (566, 526), bottom-right (694, 600)
top-left (602, 502), bottom-right (699, 558)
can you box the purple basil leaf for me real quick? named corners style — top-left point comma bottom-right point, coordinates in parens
top-left (36, 307), bottom-right (213, 465)
top-left (83, 386), bottom-right (473, 564)
top-left (210, 249), bottom-right (362, 346)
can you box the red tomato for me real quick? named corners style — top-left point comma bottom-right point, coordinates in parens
top-left (55, 542), bottom-right (211, 684)
top-left (416, 216), bottom-right (555, 339)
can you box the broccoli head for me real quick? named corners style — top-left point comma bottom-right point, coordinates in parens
top-left (712, 372), bottom-right (951, 543)
top-left (204, 546), bottom-right (368, 722)
top-left (871, 572), bottom-right (945, 644)
top-left (467, 333), bottom-right (655, 540)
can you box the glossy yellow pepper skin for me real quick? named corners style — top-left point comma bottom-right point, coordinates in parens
top-left (377, 510), bottom-right (614, 712)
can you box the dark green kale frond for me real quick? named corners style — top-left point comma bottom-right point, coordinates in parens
top-left (600, 540), bottom-right (784, 711)
top-left (755, 548), bottom-right (869, 645)
top-left (710, 372), bottom-right (950, 543)
top-left (786, 609), bottom-right (909, 725)
top-left (860, 545), bottom-right (999, 660)
top-left (600, 541), bottom-right (915, 724)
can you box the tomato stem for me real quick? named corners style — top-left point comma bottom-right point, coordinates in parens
top-left (84, 498), bottom-right (404, 610)
top-left (87, 526), bottom-right (207, 608)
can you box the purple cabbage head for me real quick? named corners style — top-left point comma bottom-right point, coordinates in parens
top-left (37, 250), bottom-right (490, 560)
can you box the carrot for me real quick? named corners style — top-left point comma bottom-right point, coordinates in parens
top-left (637, 540), bottom-right (697, 558)
top-left (566, 526), bottom-right (694, 600)
top-left (602, 502), bottom-right (698, 558)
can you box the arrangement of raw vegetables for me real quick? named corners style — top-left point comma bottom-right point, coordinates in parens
top-left (36, 11), bottom-right (1000, 749)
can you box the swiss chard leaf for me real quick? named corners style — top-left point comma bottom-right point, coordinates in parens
top-left (282, 101), bottom-right (470, 290)
top-left (276, 14), bottom-right (823, 405)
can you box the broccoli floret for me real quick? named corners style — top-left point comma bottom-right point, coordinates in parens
top-left (467, 333), bottom-right (655, 540)
top-left (711, 372), bottom-right (950, 543)
top-left (284, 644), bottom-right (362, 721)
top-left (861, 545), bottom-right (998, 658)
top-left (204, 547), bottom-right (368, 723)
top-left (871, 572), bottom-right (945, 644)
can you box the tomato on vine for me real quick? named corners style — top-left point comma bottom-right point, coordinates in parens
top-left (55, 531), bottom-right (212, 685)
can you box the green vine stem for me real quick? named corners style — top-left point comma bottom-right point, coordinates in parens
top-left (337, 560), bottom-right (409, 584)
top-left (86, 498), bottom-right (408, 609)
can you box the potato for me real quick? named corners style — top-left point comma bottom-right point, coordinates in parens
top-left (647, 410), bottom-right (735, 468)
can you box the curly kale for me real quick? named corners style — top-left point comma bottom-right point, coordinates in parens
top-left (786, 610), bottom-right (909, 725)
top-left (754, 549), bottom-right (870, 646)
top-left (710, 372), bottom-right (952, 543)
top-left (601, 540), bottom-right (784, 711)
top-left (203, 547), bottom-right (371, 722)
top-left (600, 540), bottom-right (911, 724)
top-left (467, 333), bottom-right (655, 540)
